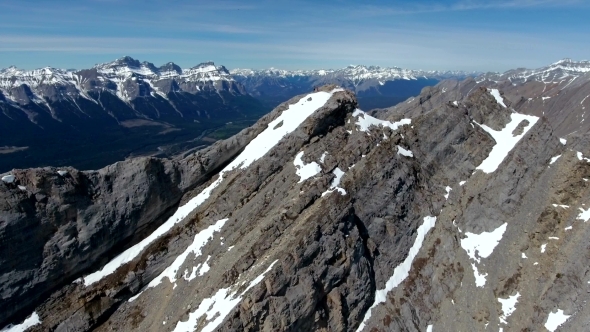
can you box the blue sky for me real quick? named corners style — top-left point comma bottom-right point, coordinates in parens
top-left (0, 0), bottom-right (589, 72)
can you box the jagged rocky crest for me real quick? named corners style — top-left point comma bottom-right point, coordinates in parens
top-left (2, 75), bottom-right (590, 332)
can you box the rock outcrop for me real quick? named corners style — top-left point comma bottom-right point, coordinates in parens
top-left (2, 78), bottom-right (590, 332)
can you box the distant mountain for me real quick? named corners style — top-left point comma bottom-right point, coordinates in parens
top-left (0, 57), bottom-right (266, 172)
top-left (231, 65), bottom-right (477, 110)
top-left (376, 58), bottom-right (590, 138)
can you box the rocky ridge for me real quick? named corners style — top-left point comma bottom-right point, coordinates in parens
top-left (2, 77), bottom-right (590, 332)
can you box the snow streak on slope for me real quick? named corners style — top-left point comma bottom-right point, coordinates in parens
top-left (356, 216), bottom-right (437, 332)
top-left (173, 260), bottom-right (278, 332)
top-left (488, 89), bottom-right (506, 108)
top-left (0, 312), bottom-right (41, 332)
top-left (475, 113), bottom-right (539, 173)
top-left (128, 219), bottom-right (227, 302)
top-left (83, 89), bottom-right (342, 286)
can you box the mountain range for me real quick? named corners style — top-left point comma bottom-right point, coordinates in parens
top-left (0, 57), bottom-right (474, 173)
top-left (1, 58), bottom-right (590, 331)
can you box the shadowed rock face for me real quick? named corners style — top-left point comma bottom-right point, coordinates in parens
top-left (2, 78), bottom-right (590, 332)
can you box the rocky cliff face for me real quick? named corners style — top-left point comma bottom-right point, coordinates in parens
top-left (2, 77), bottom-right (590, 332)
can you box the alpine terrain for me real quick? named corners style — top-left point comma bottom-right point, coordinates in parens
top-left (231, 65), bottom-right (475, 111)
top-left (2, 59), bottom-right (590, 332)
top-left (0, 58), bottom-right (472, 174)
top-left (0, 57), bottom-right (267, 172)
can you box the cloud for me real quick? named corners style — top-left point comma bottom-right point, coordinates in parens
top-left (351, 0), bottom-right (587, 16)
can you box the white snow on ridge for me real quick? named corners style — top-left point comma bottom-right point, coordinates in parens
top-left (0, 312), bottom-right (41, 332)
top-left (475, 113), bottom-right (539, 173)
top-left (488, 89), bottom-right (506, 108)
top-left (83, 89), bottom-right (341, 286)
top-left (226, 90), bottom-right (342, 171)
top-left (128, 219), bottom-right (227, 302)
top-left (545, 309), bottom-right (571, 332)
top-left (356, 216), bottom-right (437, 332)
top-left (294, 151), bottom-right (322, 183)
top-left (173, 260), bottom-right (278, 332)
top-left (352, 109), bottom-right (411, 132)
top-left (498, 293), bottom-right (520, 324)
top-left (559, 138), bottom-right (567, 145)
top-left (461, 223), bottom-right (507, 263)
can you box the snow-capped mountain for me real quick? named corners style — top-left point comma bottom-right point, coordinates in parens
top-left (477, 58), bottom-right (590, 84)
top-left (0, 56), bottom-right (242, 106)
top-left (231, 65), bottom-right (476, 110)
top-left (0, 57), bottom-right (264, 173)
top-left (231, 65), bottom-right (474, 82)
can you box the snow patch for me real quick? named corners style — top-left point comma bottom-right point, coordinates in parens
top-left (18, 185), bottom-right (26, 191)
top-left (426, 325), bottom-right (433, 332)
top-left (319, 151), bottom-right (328, 163)
top-left (577, 207), bottom-right (590, 222)
top-left (461, 223), bottom-right (507, 263)
top-left (57, 170), bottom-right (68, 176)
top-left (322, 167), bottom-right (346, 196)
top-left (294, 151), bottom-right (321, 183)
top-left (173, 260), bottom-right (278, 332)
top-left (1, 312), bottom-right (41, 332)
top-left (1, 174), bottom-right (15, 183)
top-left (444, 186), bottom-right (452, 200)
top-left (541, 244), bottom-right (547, 253)
top-left (552, 204), bottom-right (569, 208)
top-left (549, 155), bottom-right (561, 165)
top-left (397, 146), bottom-right (414, 157)
top-left (559, 138), bottom-right (567, 145)
top-left (128, 219), bottom-right (226, 302)
top-left (498, 293), bottom-right (520, 324)
top-left (356, 216), bottom-right (437, 332)
top-left (459, 181), bottom-right (466, 186)
top-left (565, 226), bottom-right (573, 231)
top-left (576, 151), bottom-right (590, 162)
top-left (471, 263), bottom-right (488, 287)
top-left (545, 309), bottom-right (570, 332)
top-left (352, 109), bottom-right (411, 132)
top-left (474, 113), bottom-right (539, 173)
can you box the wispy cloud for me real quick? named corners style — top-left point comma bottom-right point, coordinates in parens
top-left (351, 0), bottom-right (587, 16)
